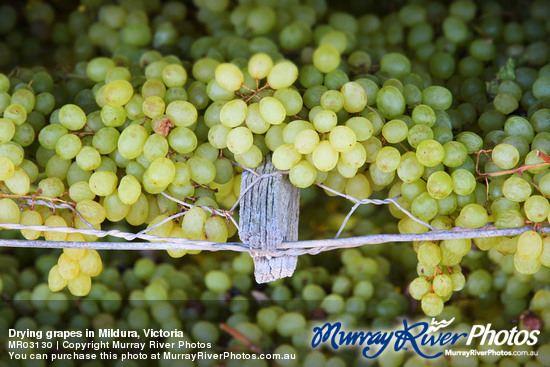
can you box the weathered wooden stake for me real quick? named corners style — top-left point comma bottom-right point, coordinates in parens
top-left (238, 156), bottom-right (300, 283)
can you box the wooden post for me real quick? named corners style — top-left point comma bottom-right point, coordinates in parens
top-left (238, 156), bottom-right (300, 283)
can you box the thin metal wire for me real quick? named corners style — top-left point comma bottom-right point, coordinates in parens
top-left (0, 164), bottom-right (538, 257)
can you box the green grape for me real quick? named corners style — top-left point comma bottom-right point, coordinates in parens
top-left (516, 230), bottom-right (543, 258)
top-left (340, 143), bottom-right (367, 169)
top-left (143, 133), bottom-right (168, 162)
top-left (204, 270), bottom-right (231, 293)
top-left (466, 269), bottom-right (492, 296)
top-left (164, 101), bottom-right (196, 127)
top-left (524, 195), bottom-right (550, 222)
top-left (416, 139), bottom-right (444, 167)
top-left (103, 190), bottom-right (130, 221)
top-left (492, 143), bottom-right (520, 169)
top-left (345, 116), bottom-right (373, 141)
top-left (226, 127), bottom-right (254, 154)
top-left (168, 126), bottom-right (197, 154)
top-left (421, 293), bottom-right (444, 316)
top-left (409, 276), bottom-right (430, 300)
top-left (58, 104), bottom-right (87, 131)
top-left (0, 198), bottom-right (20, 226)
top-left (321, 90), bottom-right (344, 112)
top-left (187, 155), bottom-right (216, 185)
top-left (340, 81), bottom-right (367, 113)
top-left (48, 265), bottom-right (67, 292)
top-left (380, 52), bottom-right (411, 78)
top-left (427, 171), bottom-right (453, 199)
top-left (375, 146), bottom-right (401, 172)
top-left (55, 133), bottom-right (82, 160)
top-left (118, 124), bottom-right (148, 159)
top-left (245, 103), bottom-right (270, 134)
top-left (376, 86), bottom-right (406, 119)
top-left (442, 141), bottom-right (467, 167)
top-left (67, 273), bottom-right (92, 296)
top-left (142, 95), bottom-right (166, 118)
top-left (146, 157), bottom-right (176, 188)
top-left (289, 160), bottom-right (317, 188)
top-left (313, 45), bottom-right (340, 73)
top-left (294, 129), bottom-right (320, 154)
top-left (313, 109), bottom-right (337, 132)
top-left (397, 152), bottom-right (424, 183)
top-left (20, 209), bottom-right (42, 240)
top-left (232, 143), bottom-right (261, 168)
top-left (451, 169), bottom-right (476, 196)
top-left (259, 97), bottom-right (286, 125)
top-left (455, 203), bottom-right (489, 228)
top-left (38, 177), bottom-right (65, 197)
top-left (248, 53), bottom-right (273, 79)
top-left (103, 79), bottom-right (134, 106)
top-left (274, 88), bottom-right (303, 116)
top-left (0, 156), bottom-right (14, 180)
top-left (3, 104), bottom-right (27, 125)
top-left (312, 141), bottom-right (338, 172)
top-left (74, 146), bottom-right (101, 171)
top-left (215, 63), bottom-right (244, 91)
top-left (0, 118), bottom-right (15, 144)
top-left (272, 144), bottom-right (301, 170)
top-left (422, 86), bottom-right (453, 110)
top-left (38, 124), bottom-right (68, 150)
top-left (329, 126), bottom-right (356, 153)
top-left (502, 176), bottom-right (532, 202)
top-left (162, 64), bottom-right (187, 88)
top-left (450, 272), bottom-right (466, 291)
top-left (276, 313), bottom-right (306, 337)
top-left (204, 216), bottom-right (228, 243)
top-left (382, 119), bottom-right (408, 144)
top-left (345, 174), bottom-right (371, 199)
top-left (432, 274), bottom-right (453, 297)
top-left (118, 175), bottom-right (141, 205)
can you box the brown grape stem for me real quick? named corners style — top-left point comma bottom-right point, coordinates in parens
top-left (219, 323), bottom-right (263, 354)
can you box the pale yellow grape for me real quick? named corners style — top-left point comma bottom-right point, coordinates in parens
top-left (416, 139), bottom-right (444, 167)
top-left (0, 156), bottom-right (14, 180)
top-left (513, 253), bottom-right (541, 275)
top-left (20, 209), bottom-right (42, 240)
top-left (248, 53), bottom-right (273, 79)
top-left (167, 226), bottom-right (187, 258)
top-left (450, 272), bottom-right (466, 291)
top-left (294, 129), bottom-right (319, 154)
top-left (226, 127), bottom-right (254, 154)
top-left (146, 157), bottom-right (176, 188)
top-left (166, 101), bottom-right (197, 127)
top-left (118, 124), bottom-right (148, 159)
top-left (118, 174), bottom-right (141, 205)
top-left (79, 249), bottom-right (102, 277)
top-left (235, 145), bottom-right (263, 168)
top-left (104, 79), bottom-right (134, 106)
top-left (208, 124), bottom-right (231, 149)
top-left (267, 60), bottom-right (298, 89)
top-left (517, 230), bottom-right (543, 258)
top-left (397, 152), bottom-right (424, 183)
top-left (265, 124), bottom-right (286, 151)
top-left (204, 216), bottom-right (229, 243)
top-left (172, 162), bottom-right (191, 187)
top-left (162, 64), bottom-right (187, 87)
top-left (274, 88), bottom-right (303, 116)
top-left (421, 293), bottom-right (444, 317)
top-left (182, 207), bottom-right (207, 238)
top-left (382, 119), bottom-right (408, 144)
top-left (103, 190), bottom-right (130, 222)
top-left (48, 265), bottom-right (67, 292)
top-left (524, 195), bottom-right (550, 222)
top-left (426, 171), bottom-right (453, 199)
top-left (220, 99), bottom-right (248, 127)
top-left (142, 95), bottom-right (165, 118)
top-left (289, 160), bottom-right (316, 188)
top-left (145, 214), bottom-right (173, 238)
top-left (64, 247), bottom-right (87, 261)
top-left (345, 117), bottom-right (373, 141)
top-left (68, 272), bottom-right (92, 296)
top-left (312, 141), bottom-right (339, 172)
top-left (313, 109), bottom-right (337, 133)
top-left (89, 170), bottom-right (118, 196)
top-left (541, 237), bottom-right (550, 267)
top-left (329, 126), bottom-right (356, 153)
top-left (4, 168), bottom-right (30, 195)
top-left (341, 81), bottom-right (367, 113)
top-left (245, 103), bottom-right (270, 134)
top-left (502, 176), bottom-right (532, 202)
top-left (259, 97), bottom-right (286, 125)
top-left (44, 215), bottom-right (68, 242)
top-left (126, 193), bottom-right (149, 226)
top-left (57, 253), bottom-right (80, 281)
top-left (375, 146), bottom-right (401, 172)
top-left (492, 143), bottom-right (519, 170)
top-left (282, 120), bottom-right (313, 144)
top-left (345, 174), bottom-right (372, 200)
top-left (215, 63), bottom-right (244, 91)
top-left (76, 199), bottom-right (106, 226)
top-left (322, 171), bottom-right (346, 196)
top-left (340, 143), bottom-right (367, 169)
top-left (336, 160), bottom-right (357, 178)
top-left (409, 277), bottom-right (430, 300)
top-left (272, 144), bottom-right (301, 170)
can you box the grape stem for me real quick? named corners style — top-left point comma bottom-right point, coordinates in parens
top-left (474, 149), bottom-right (550, 178)
top-left (219, 323), bottom-right (263, 354)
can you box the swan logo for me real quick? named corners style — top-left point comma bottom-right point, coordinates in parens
top-left (426, 318), bottom-right (455, 334)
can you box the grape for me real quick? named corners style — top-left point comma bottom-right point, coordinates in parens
top-left (166, 101), bottom-right (197, 127)
top-left (409, 276), bottom-right (430, 300)
top-left (259, 97), bottom-right (286, 125)
top-left (427, 171), bottom-right (453, 199)
top-left (375, 146), bottom-right (401, 173)
top-left (376, 86), bottom-right (406, 118)
top-left (416, 139), bottom-right (444, 167)
top-left (5, 168), bottom-right (30, 195)
top-left (272, 144), bottom-right (301, 171)
top-left (205, 270), bottom-right (231, 293)
top-left (313, 45), bottom-right (340, 74)
top-left (89, 170), bottom-right (118, 196)
top-left (67, 273), bottom-right (92, 296)
top-left (289, 160), bottom-right (317, 188)
top-left (215, 63), bottom-right (244, 92)
top-left (380, 53), bottom-right (411, 78)
top-left (340, 81), bottom-right (367, 113)
top-left (421, 293), bottom-right (444, 316)
top-left (502, 176), bottom-right (532, 202)
top-left (516, 231), bottom-right (543, 258)
top-left (382, 119), bottom-right (408, 144)
top-left (329, 126), bottom-right (356, 153)
top-left (220, 99), bottom-right (247, 128)
top-left (432, 274), bottom-right (453, 297)
top-left (118, 175), bottom-right (142, 205)
top-left (294, 129), bottom-right (320, 154)
top-left (248, 53), bottom-right (273, 79)
top-left (452, 169), bottom-right (476, 196)
top-left (312, 141), bottom-right (338, 172)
